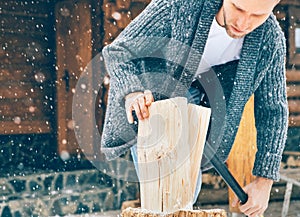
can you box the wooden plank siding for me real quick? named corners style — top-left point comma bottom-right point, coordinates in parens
top-left (274, 1), bottom-right (300, 127)
top-left (286, 70), bottom-right (300, 126)
top-left (0, 0), bottom-right (299, 137)
top-left (102, 0), bottom-right (150, 45)
top-left (0, 0), bottom-right (56, 134)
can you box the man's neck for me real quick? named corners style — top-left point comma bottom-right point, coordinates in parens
top-left (215, 7), bottom-right (225, 27)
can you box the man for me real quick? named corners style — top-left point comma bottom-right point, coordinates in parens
top-left (101, 0), bottom-right (288, 216)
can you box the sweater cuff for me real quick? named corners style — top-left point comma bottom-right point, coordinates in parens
top-left (253, 152), bottom-right (282, 181)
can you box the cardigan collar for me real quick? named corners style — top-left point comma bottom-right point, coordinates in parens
top-left (178, 0), bottom-right (265, 111)
top-left (177, 0), bottom-right (222, 90)
top-left (227, 25), bottom-right (265, 112)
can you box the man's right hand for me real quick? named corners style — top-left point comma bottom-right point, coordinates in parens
top-left (125, 90), bottom-right (154, 124)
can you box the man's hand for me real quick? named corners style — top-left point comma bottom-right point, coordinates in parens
top-left (232, 177), bottom-right (273, 217)
top-left (125, 90), bottom-right (154, 124)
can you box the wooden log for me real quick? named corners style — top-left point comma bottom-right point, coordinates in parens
top-left (102, 2), bottom-right (117, 19)
top-left (287, 85), bottom-right (300, 97)
top-left (0, 67), bottom-right (53, 83)
top-left (289, 115), bottom-right (300, 127)
top-left (137, 97), bottom-right (191, 213)
top-left (121, 207), bottom-right (227, 217)
top-left (103, 20), bottom-right (121, 41)
top-left (288, 100), bottom-right (300, 113)
top-left (286, 70), bottom-right (300, 82)
top-left (132, 0), bottom-right (151, 3)
top-left (130, 4), bottom-right (149, 18)
top-left (0, 120), bottom-right (51, 134)
top-left (116, 0), bottom-right (131, 10)
top-left (137, 97), bottom-right (211, 213)
top-left (0, 84), bottom-right (44, 99)
top-left (116, 11), bottom-right (132, 29)
top-left (0, 103), bottom-right (45, 117)
top-left (188, 104), bottom-right (211, 195)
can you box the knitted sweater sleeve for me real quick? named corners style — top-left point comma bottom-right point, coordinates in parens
top-left (102, 0), bottom-right (172, 97)
top-left (253, 41), bottom-right (288, 181)
top-left (100, 0), bottom-right (172, 160)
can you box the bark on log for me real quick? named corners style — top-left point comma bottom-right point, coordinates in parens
top-left (122, 207), bottom-right (227, 217)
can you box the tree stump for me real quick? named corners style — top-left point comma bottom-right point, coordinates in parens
top-left (121, 207), bottom-right (227, 217)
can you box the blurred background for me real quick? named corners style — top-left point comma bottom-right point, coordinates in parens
top-left (0, 0), bottom-right (299, 216)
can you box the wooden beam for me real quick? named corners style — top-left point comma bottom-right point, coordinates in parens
top-left (188, 104), bottom-right (211, 196)
top-left (281, 182), bottom-right (293, 217)
top-left (116, 0), bottom-right (131, 10)
top-left (131, 0), bottom-right (151, 3)
top-left (0, 84), bottom-right (44, 99)
top-left (55, 0), bottom-right (93, 155)
top-left (227, 95), bottom-right (257, 213)
top-left (280, 168), bottom-right (300, 180)
top-left (286, 70), bottom-right (300, 82)
top-left (289, 115), bottom-right (300, 127)
top-left (0, 104), bottom-right (46, 118)
top-left (287, 85), bottom-right (300, 97)
top-left (288, 100), bottom-right (300, 113)
top-left (0, 120), bottom-right (51, 134)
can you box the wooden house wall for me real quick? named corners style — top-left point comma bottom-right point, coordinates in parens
top-left (0, 0), bottom-right (299, 144)
top-left (274, 1), bottom-right (300, 127)
top-left (102, 0), bottom-right (151, 45)
top-left (0, 0), bottom-right (56, 134)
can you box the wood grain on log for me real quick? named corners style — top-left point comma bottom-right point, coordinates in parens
top-left (137, 97), bottom-right (211, 213)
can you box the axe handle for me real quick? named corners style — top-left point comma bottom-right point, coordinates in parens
top-left (204, 142), bottom-right (248, 204)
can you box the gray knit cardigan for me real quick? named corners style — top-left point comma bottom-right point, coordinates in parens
top-left (101, 0), bottom-right (288, 181)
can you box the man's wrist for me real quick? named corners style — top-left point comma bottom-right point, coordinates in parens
top-left (255, 176), bottom-right (274, 185)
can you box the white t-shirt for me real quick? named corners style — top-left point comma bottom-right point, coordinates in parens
top-left (195, 17), bottom-right (244, 76)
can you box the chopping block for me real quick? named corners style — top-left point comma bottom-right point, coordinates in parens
top-left (122, 207), bottom-right (227, 217)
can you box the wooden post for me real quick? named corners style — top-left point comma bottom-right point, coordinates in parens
top-left (55, 0), bottom-right (94, 157)
top-left (134, 97), bottom-right (226, 216)
top-left (227, 95), bottom-right (257, 214)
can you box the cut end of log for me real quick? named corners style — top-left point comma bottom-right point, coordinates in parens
top-left (121, 207), bottom-right (227, 217)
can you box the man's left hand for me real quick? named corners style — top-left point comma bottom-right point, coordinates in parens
top-left (232, 177), bottom-right (273, 217)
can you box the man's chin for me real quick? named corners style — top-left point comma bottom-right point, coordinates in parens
top-left (226, 30), bottom-right (246, 39)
